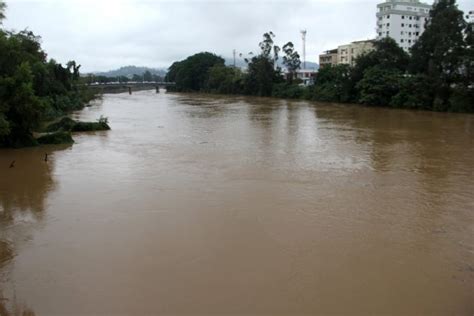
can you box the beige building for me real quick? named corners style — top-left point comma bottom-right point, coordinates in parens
top-left (319, 40), bottom-right (375, 68)
top-left (319, 49), bottom-right (338, 68)
top-left (338, 40), bottom-right (375, 66)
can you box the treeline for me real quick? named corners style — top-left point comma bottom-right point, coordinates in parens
top-left (165, 0), bottom-right (473, 113)
top-left (81, 71), bottom-right (163, 84)
top-left (165, 32), bottom-right (302, 97)
top-left (0, 1), bottom-right (95, 147)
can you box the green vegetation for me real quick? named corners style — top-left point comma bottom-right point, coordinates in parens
top-left (37, 131), bottom-right (74, 145)
top-left (165, 32), bottom-right (296, 97)
top-left (71, 116), bottom-right (110, 132)
top-left (45, 116), bottom-right (110, 133)
top-left (0, 1), bottom-right (100, 148)
top-left (166, 0), bottom-right (473, 112)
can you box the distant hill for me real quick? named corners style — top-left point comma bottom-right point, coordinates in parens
top-left (224, 58), bottom-right (319, 70)
top-left (93, 66), bottom-right (167, 78)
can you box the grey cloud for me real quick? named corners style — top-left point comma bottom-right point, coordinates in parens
top-left (4, 0), bottom-right (472, 72)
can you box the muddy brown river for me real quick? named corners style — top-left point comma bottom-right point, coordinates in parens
top-left (0, 90), bottom-right (473, 315)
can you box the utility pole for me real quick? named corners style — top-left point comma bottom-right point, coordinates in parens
top-left (301, 30), bottom-right (307, 69)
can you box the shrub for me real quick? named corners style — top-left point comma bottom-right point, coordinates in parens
top-left (37, 131), bottom-right (74, 144)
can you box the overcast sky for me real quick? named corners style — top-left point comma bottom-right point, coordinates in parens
top-left (3, 0), bottom-right (471, 72)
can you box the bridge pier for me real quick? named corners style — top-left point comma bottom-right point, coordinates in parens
top-left (128, 87), bottom-right (132, 95)
top-left (156, 86), bottom-right (159, 93)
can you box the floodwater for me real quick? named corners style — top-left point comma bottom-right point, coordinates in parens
top-left (0, 90), bottom-right (473, 315)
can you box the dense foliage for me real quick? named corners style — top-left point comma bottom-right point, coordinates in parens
top-left (309, 0), bottom-right (473, 112)
top-left (166, 32), bottom-right (296, 97)
top-left (166, 0), bottom-right (473, 113)
top-left (0, 1), bottom-right (95, 147)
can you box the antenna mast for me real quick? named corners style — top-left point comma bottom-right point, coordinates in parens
top-left (301, 30), bottom-right (307, 69)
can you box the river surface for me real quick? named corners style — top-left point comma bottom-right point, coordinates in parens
top-left (0, 90), bottom-right (473, 315)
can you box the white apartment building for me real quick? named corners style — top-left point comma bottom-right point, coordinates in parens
top-left (376, 0), bottom-right (432, 52)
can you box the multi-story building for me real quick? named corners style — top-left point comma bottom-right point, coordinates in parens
top-left (376, 0), bottom-right (432, 52)
top-left (319, 49), bottom-right (338, 68)
top-left (337, 40), bottom-right (375, 65)
top-left (318, 40), bottom-right (375, 68)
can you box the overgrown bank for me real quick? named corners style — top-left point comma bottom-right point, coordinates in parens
top-left (0, 1), bottom-right (108, 148)
top-left (166, 0), bottom-right (473, 113)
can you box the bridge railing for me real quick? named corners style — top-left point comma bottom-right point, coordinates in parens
top-left (84, 82), bottom-right (175, 86)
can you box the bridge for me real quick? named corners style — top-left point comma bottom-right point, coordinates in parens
top-left (87, 81), bottom-right (175, 88)
top-left (86, 81), bottom-right (176, 94)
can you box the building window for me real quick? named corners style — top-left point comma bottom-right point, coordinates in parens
top-left (401, 39), bottom-right (404, 43)
top-left (402, 23), bottom-right (405, 27)
top-left (402, 16), bottom-right (405, 19)
top-left (401, 31), bottom-right (404, 35)
top-left (409, 16), bottom-right (413, 20)
top-left (416, 32), bottom-right (420, 36)
top-left (409, 24), bottom-right (412, 27)
top-left (408, 39), bottom-right (412, 43)
top-left (379, 32), bottom-right (382, 36)
top-left (387, 23), bottom-right (390, 27)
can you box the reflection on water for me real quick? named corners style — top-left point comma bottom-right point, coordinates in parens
top-left (0, 146), bottom-right (70, 315)
top-left (0, 291), bottom-right (36, 316)
top-left (0, 91), bottom-right (473, 315)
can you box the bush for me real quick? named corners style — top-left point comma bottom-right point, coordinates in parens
top-left (45, 116), bottom-right (110, 132)
top-left (272, 83), bottom-right (305, 99)
top-left (45, 117), bottom-right (76, 132)
top-left (448, 87), bottom-right (474, 113)
top-left (37, 131), bottom-right (74, 144)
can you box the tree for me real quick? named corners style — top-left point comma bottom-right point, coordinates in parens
top-left (259, 32), bottom-right (275, 59)
top-left (132, 74), bottom-right (142, 82)
top-left (0, 25), bottom-right (94, 147)
top-left (409, 0), bottom-right (468, 109)
top-left (243, 32), bottom-right (283, 96)
top-left (0, 63), bottom-right (44, 147)
top-left (165, 52), bottom-right (224, 91)
top-left (311, 64), bottom-right (352, 102)
top-left (243, 56), bottom-right (277, 96)
top-left (0, 1), bottom-right (6, 23)
top-left (390, 74), bottom-right (435, 110)
top-left (349, 38), bottom-right (409, 103)
top-left (143, 70), bottom-right (153, 82)
top-left (207, 65), bottom-right (243, 94)
top-left (66, 60), bottom-right (81, 81)
top-left (356, 66), bottom-right (401, 106)
top-left (353, 38), bottom-right (409, 79)
top-left (282, 42), bottom-right (301, 82)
